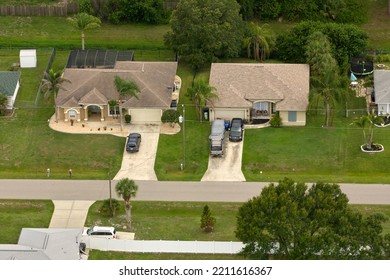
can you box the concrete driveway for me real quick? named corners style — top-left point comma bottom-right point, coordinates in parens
top-left (201, 132), bottom-right (246, 182)
top-left (114, 124), bottom-right (160, 181)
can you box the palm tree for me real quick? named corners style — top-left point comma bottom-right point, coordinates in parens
top-left (113, 75), bottom-right (140, 130)
top-left (41, 69), bottom-right (71, 122)
top-left (306, 31), bottom-right (344, 127)
top-left (243, 22), bottom-right (274, 61)
top-left (186, 79), bottom-right (218, 121)
top-left (67, 13), bottom-right (101, 50)
top-left (352, 113), bottom-right (384, 149)
top-left (115, 178), bottom-right (138, 229)
top-left (0, 93), bottom-right (8, 115)
top-left (309, 66), bottom-right (341, 127)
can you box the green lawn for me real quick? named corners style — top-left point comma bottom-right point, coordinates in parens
top-left (88, 251), bottom-right (246, 260)
top-left (243, 114), bottom-right (390, 183)
top-left (362, 0), bottom-right (390, 50)
top-left (0, 16), bottom-right (170, 50)
top-left (0, 49), bottom-right (124, 179)
top-left (85, 201), bottom-right (241, 241)
top-left (0, 200), bottom-right (54, 244)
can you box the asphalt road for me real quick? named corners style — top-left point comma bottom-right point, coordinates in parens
top-left (1, 179), bottom-right (390, 204)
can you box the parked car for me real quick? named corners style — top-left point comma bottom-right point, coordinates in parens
top-left (83, 226), bottom-right (117, 239)
top-left (229, 118), bottom-right (244, 141)
top-left (126, 133), bottom-right (141, 152)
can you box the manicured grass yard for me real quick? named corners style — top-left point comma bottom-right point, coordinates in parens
top-left (0, 200), bottom-right (53, 244)
top-left (243, 114), bottom-right (390, 183)
top-left (0, 16), bottom-right (170, 50)
top-left (0, 49), bottom-right (124, 178)
top-left (85, 201), bottom-right (241, 241)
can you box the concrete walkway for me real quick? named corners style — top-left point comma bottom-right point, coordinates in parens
top-left (49, 200), bottom-right (95, 228)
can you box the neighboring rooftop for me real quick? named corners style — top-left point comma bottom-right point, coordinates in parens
top-left (0, 71), bottom-right (20, 96)
top-left (0, 228), bottom-right (83, 260)
top-left (209, 63), bottom-right (310, 111)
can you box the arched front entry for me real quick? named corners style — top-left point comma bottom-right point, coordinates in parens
top-left (83, 104), bottom-right (105, 121)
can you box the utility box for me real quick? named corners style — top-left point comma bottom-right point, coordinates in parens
top-left (20, 49), bottom-right (37, 68)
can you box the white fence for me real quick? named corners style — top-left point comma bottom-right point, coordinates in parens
top-left (83, 238), bottom-right (244, 254)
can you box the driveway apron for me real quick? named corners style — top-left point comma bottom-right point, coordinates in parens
top-left (114, 124), bottom-right (160, 181)
top-left (201, 133), bottom-right (246, 181)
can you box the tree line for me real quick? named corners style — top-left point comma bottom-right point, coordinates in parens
top-left (237, 0), bottom-right (369, 23)
top-left (78, 0), bottom-right (369, 25)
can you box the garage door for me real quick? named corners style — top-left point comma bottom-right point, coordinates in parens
top-left (213, 108), bottom-right (246, 121)
top-left (129, 109), bottom-right (162, 123)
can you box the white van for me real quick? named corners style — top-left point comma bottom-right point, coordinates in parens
top-left (83, 226), bottom-right (117, 239)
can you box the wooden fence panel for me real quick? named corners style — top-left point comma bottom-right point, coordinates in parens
top-left (0, 3), bottom-right (78, 17)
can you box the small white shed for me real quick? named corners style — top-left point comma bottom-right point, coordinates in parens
top-left (19, 49), bottom-right (37, 68)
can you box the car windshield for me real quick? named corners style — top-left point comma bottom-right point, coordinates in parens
top-left (86, 228), bottom-right (93, 235)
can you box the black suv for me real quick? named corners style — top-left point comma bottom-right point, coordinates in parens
top-left (126, 133), bottom-right (141, 152)
top-left (229, 118), bottom-right (244, 141)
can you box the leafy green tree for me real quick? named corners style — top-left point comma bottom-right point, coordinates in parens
top-left (236, 178), bottom-right (390, 259)
top-left (41, 69), bottom-right (71, 122)
top-left (115, 178), bottom-right (138, 229)
top-left (164, 0), bottom-right (245, 74)
top-left (275, 21), bottom-right (368, 70)
top-left (67, 12), bottom-right (101, 50)
top-left (0, 93), bottom-right (8, 115)
top-left (186, 79), bottom-right (218, 121)
top-left (200, 205), bottom-right (216, 233)
top-left (243, 22), bottom-right (274, 61)
top-left (113, 75), bottom-right (139, 130)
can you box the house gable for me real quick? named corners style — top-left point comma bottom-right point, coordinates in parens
top-left (209, 63), bottom-right (309, 111)
top-left (56, 62), bottom-right (178, 109)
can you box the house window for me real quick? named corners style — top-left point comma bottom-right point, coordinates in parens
top-left (378, 104), bottom-right (388, 115)
top-left (109, 104), bottom-right (120, 116)
top-left (69, 110), bottom-right (76, 119)
top-left (288, 111), bottom-right (297, 122)
top-left (253, 102), bottom-right (269, 116)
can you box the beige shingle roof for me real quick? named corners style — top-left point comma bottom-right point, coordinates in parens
top-left (209, 63), bottom-right (309, 111)
top-left (56, 61), bottom-right (178, 108)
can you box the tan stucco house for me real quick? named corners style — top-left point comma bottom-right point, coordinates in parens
top-left (208, 63), bottom-right (310, 126)
top-left (56, 61), bottom-right (179, 124)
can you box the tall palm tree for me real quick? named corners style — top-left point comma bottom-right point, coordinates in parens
top-left (114, 75), bottom-right (139, 130)
top-left (41, 69), bottom-right (70, 122)
top-left (243, 22), bottom-right (274, 61)
top-left (67, 13), bottom-right (101, 50)
top-left (306, 31), bottom-right (344, 127)
top-left (186, 79), bottom-right (218, 121)
top-left (309, 66), bottom-right (341, 127)
top-left (115, 178), bottom-right (138, 229)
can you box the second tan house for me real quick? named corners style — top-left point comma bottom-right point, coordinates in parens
top-left (55, 61), bottom-right (179, 124)
top-left (208, 63), bottom-right (310, 126)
